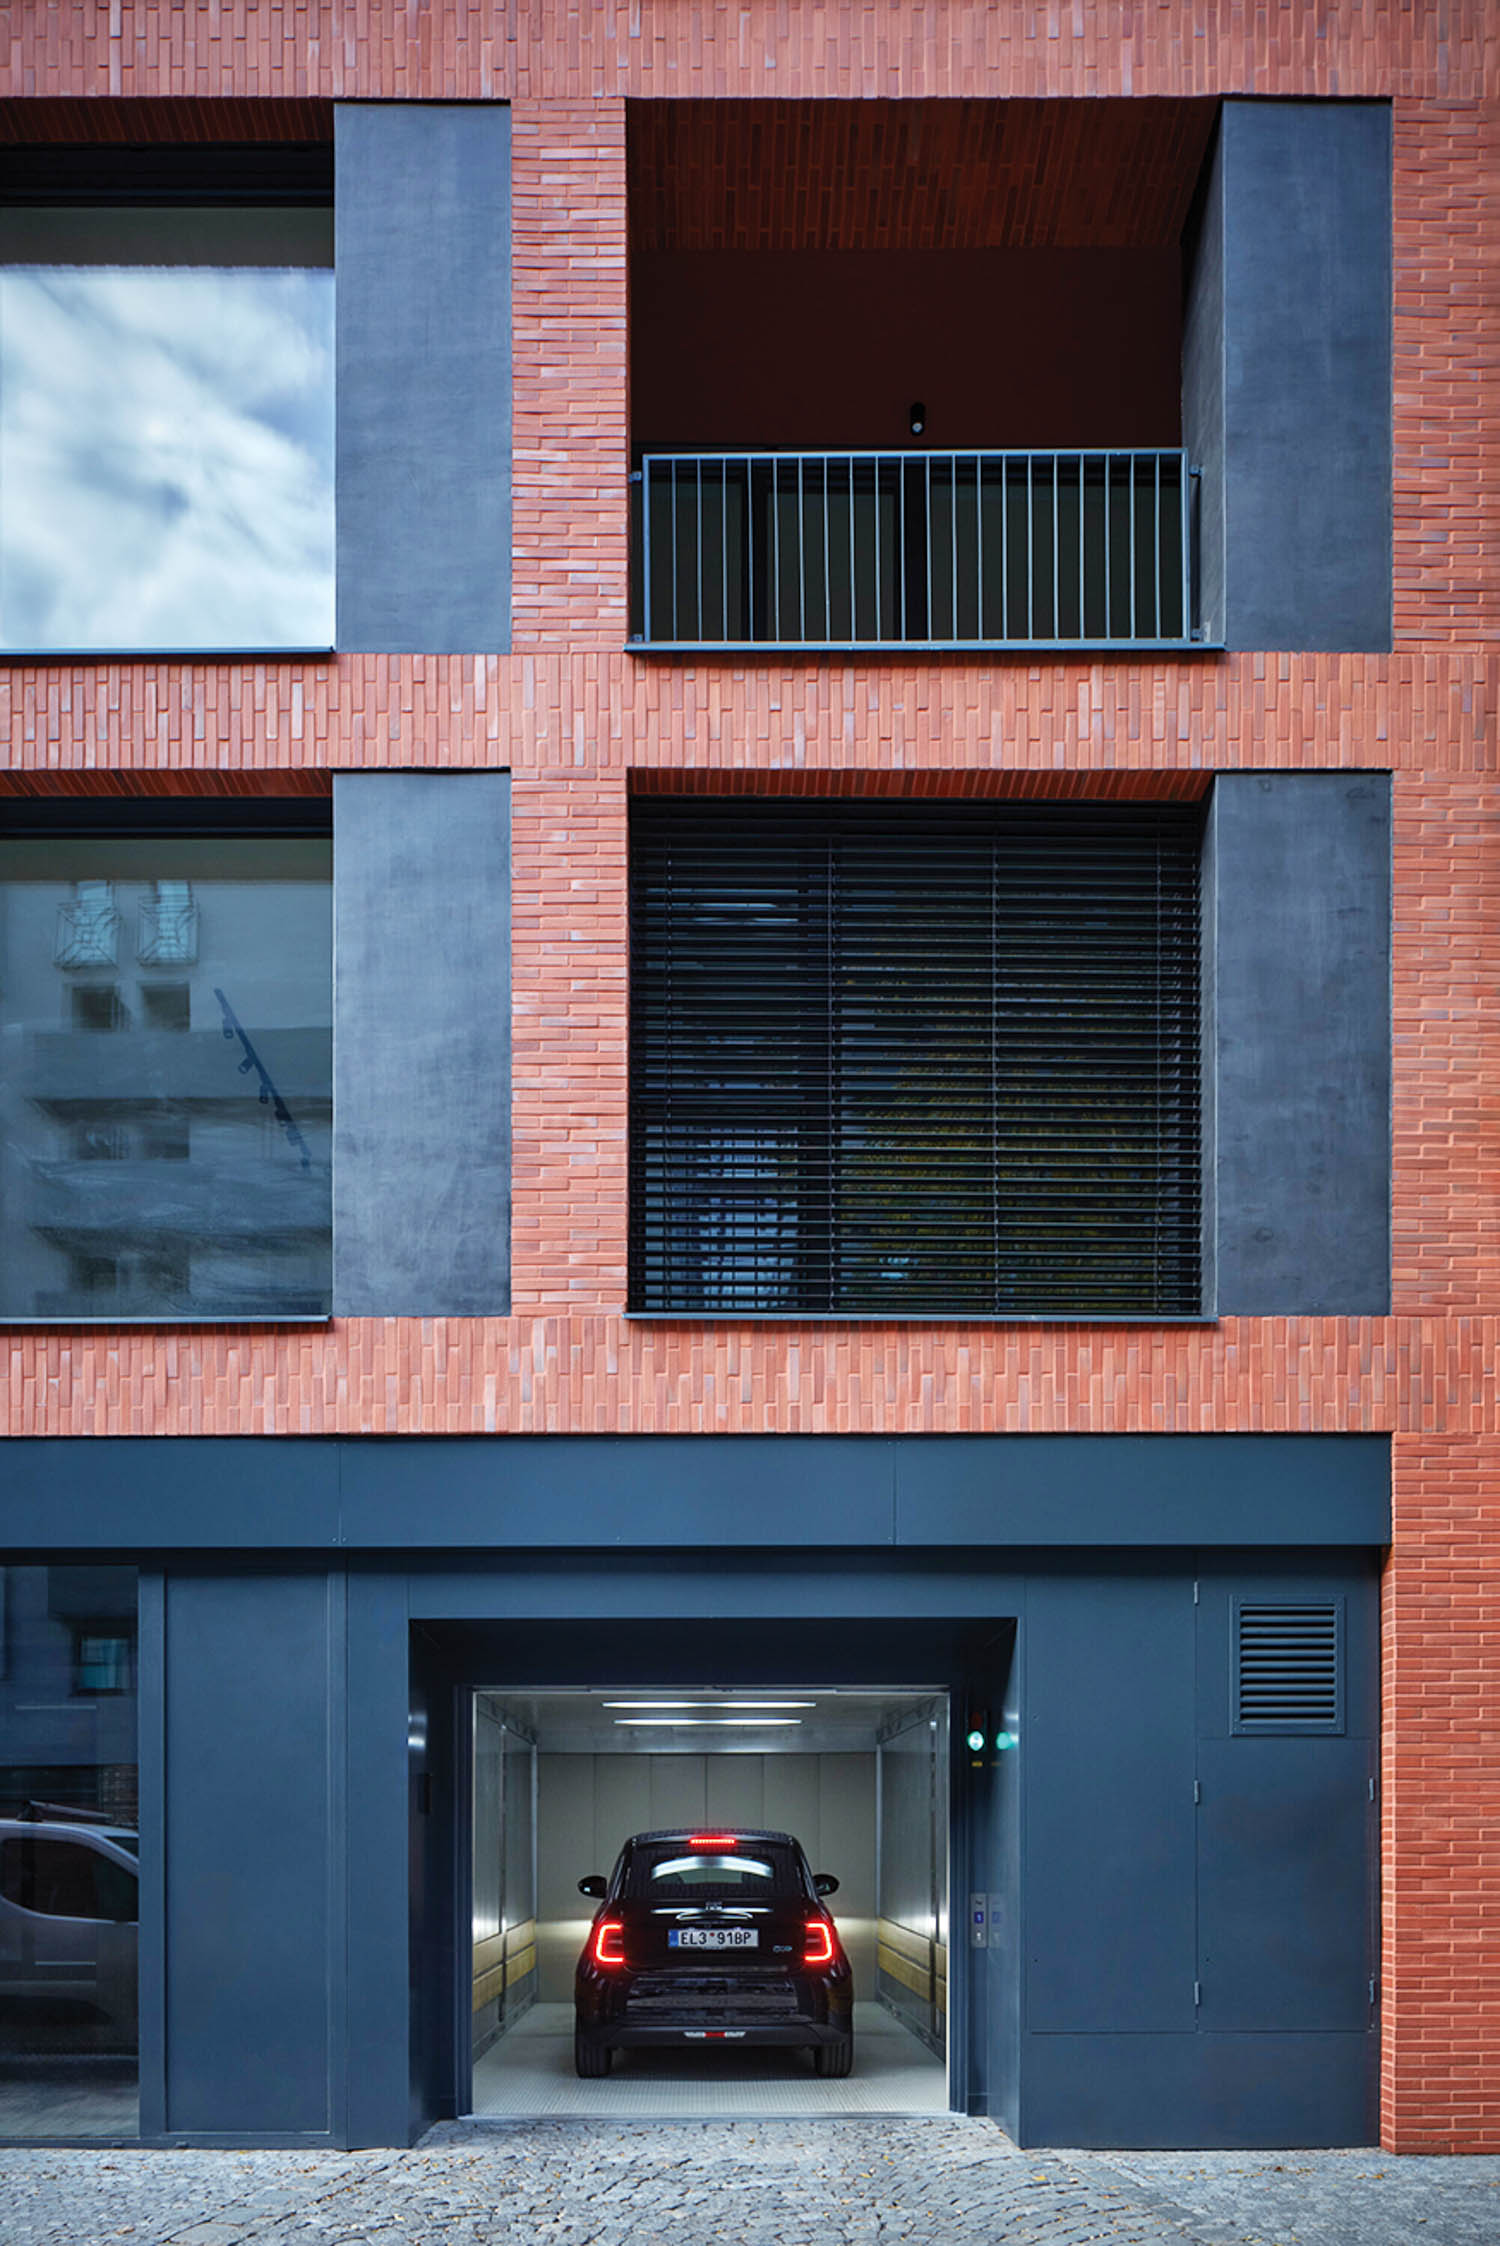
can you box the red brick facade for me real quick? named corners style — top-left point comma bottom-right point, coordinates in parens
top-left (2, 0), bottom-right (1497, 2155)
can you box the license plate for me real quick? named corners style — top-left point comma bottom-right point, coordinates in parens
top-left (669, 1928), bottom-right (759, 1950)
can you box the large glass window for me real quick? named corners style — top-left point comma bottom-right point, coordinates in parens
top-left (0, 1565), bottom-right (138, 2140)
top-left (0, 812), bottom-right (332, 1321)
top-left (0, 152), bottom-right (333, 653)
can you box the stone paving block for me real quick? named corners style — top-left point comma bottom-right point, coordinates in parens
top-left (3, 2124), bottom-right (1500, 2246)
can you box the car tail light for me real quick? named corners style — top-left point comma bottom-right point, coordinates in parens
top-left (688, 1833), bottom-right (737, 1850)
top-left (804, 1916), bottom-right (836, 1967)
top-left (592, 1918), bottom-right (626, 1967)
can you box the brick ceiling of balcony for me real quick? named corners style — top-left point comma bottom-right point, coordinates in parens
top-left (630, 98), bottom-right (1218, 254)
top-left (0, 97), bottom-right (332, 144)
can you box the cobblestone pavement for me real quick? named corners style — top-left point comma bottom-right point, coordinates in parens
top-left (3, 2121), bottom-right (1500, 2246)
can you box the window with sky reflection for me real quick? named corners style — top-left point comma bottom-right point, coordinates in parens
top-left (0, 203), bottom-right (334, 653)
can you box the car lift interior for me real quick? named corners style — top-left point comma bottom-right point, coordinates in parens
top-left (465, 1685), bottom-right (951, 2120)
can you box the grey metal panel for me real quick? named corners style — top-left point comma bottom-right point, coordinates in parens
top-left (1193, 1563), bottom-right (1377, 2038)
top-left (333, 775), bottom-right (511, 1317)
top-left (1196, 1737), bottom-right (1373, 2032)
top-left (161, 1572), bottom-right (342, 2136)
top-left (1218, 101), bottom-right (1392, 652)
top-left (0, 1439), bottom-right (341, 1549)
top-left (891, 1434), bottom-right (1389, 1547)
top-left (345, 1572), bottom-right (414, 2147)
top-left (342, 1434), bottom-right (894, 1547)
top-left (1212, 775), bottom-right (1392, 1313)
top-left (1021, 2030), bottom-right (1375, 2149)
top-left (136, 1572), bottom-right (167, 2142)
top-left (335, 105), bottom-right (511, 652)
top-left (1180, 117), bottom-right (1226, 644)
top-left (1024, 1574), bottom-right (1197, 2034)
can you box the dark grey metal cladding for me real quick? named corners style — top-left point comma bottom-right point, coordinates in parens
top-left (1022, 2030), bottom-right (1374, 2149)
top-left (0, 1432), bottom-right (1390, 1549)
top-left (335, 104), bottom-right (511, 652)
top-left (333, 774), bottom-right (511, 1315)
top-left (1210, 774), bottom-right (1392, 1313)
top-left (1014, 1555), bottom-right (1377, 2147)
top-left (1184, 100), bottom-right (1392, 651)
top-left (1194, 1562), bottom-right (1378, 2039)
top-left (159, 1572), bottom-right (345, 2140)
top-left (1023, 1572), bottom-right (1197, 2035)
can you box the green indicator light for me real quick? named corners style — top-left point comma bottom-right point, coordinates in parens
top-left (966, 1728), bottom-right (987, 1754)
top-left (994, 1731), bottom-right (1017, 1752)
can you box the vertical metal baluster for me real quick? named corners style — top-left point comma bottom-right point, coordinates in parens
top-left (1158, 446), bottom-right (1167, 642)
top-left (1103, 452), bottom-right (1111, 643)
top-left (695, 456), bottom-right (703, 642)
top-left (798, 455), bottom-right (807, 643)
top-left (1129, 454), bottom-right (1138, 640)
top-left (976, 456), bottom-right (985, 643)
top-left (847, 455), bottom-right (856, 644)
top-left (821, 455), bottom-right (831, 643)
top-left (763, 451), bottom-right (772, 642)
top-left (925, 452), bottom-right (934, 645)
top-left (1000, 453), bottom-right (1009, 640)
top-left (642, 457), bottom-right (654, 642)
top-left (1180, 450), bottom-right (1192, 642)
top-left (951, 455), bottom-right (960, 643)
top-left (1026, 455), bottom-right (1034, 640)
top-left (1077, 452), bottom-right (1085, 641)
top-left (1051, 452), bottom-right (1060, 644)
top-left (874, 455), bottom-right (883, 643)
top-left (721, 457), bottom-right (729, 643)
top-left (669, 459), bottom-right (679, 640)
top-left (899, 455), bottom-right (908, 642)
top-left (753, 458), bottom-right (762, 645)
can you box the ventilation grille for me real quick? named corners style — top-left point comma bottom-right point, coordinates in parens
top-left (1234, 1603), bottom-right (1344, 1733)
top-left (629, 795), bottom-right (1203, 1318)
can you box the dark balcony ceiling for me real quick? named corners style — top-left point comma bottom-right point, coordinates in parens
top-left (0, 94), bottom-right (333, 151)
top-left (0, 772), bottom-right (332, 810)
top-left (629, 97), bottom-right (1219, 254)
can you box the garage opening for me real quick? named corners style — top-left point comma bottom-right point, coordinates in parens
top-left (465, 1685), bottom-right (951, 2119)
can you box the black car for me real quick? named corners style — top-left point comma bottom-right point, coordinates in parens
top-left (573, 1827), bottom-right (853, 2078)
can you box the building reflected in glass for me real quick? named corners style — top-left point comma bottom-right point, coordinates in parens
top-left (0, 829), bottom-right (332, 1321)
top-left (0, 1566), bottom-right (138, 2140)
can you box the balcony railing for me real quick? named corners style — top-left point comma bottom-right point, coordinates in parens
top-left (633, 448), bottom-right (1199, 653)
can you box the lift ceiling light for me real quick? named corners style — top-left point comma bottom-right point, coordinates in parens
top-left (602, 1699), bottom-right (816, 1710)
top-left (612, 1717), bottom-right (803, 1727)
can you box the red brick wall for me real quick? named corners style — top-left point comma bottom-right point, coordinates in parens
top-left (1, 3), bottom-right (1489, 101)
top-left (2, 0), bottom-right (1498, 2154)
top-left (1384, 1438), bottom-right (1500, 2153)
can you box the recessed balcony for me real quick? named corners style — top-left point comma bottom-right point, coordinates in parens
top-left (627, 97), bottom-right (1219, 657)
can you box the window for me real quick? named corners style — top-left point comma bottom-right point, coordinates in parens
top-left (0, 143), bottom-right (333, 654)
top-left (0, 1565), bottom-right (139, 2138)
top-left (0, 803), bottom-right (332, 1321)
top-left (0, 1836), bottom-right (138, 1925)
top-left (74, 1635), bottom-right (135, 1696)
top-left (629, 795), bottom-right (1202, 1318)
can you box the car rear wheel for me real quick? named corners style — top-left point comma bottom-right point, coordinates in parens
top-left (574, 2029), bottom-right (612, 2078)
top-left (814, 2033), bottom-right (854, 2079)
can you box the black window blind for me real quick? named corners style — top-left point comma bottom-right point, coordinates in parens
top-left (629, 796), bottom-right (1203, 1318)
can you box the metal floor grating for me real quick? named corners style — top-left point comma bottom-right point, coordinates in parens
top-left (467, 2001), bottom-right (948, 2120)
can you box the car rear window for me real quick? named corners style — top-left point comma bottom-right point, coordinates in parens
top-left (623, 1839), bottom-right (803, 1900)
